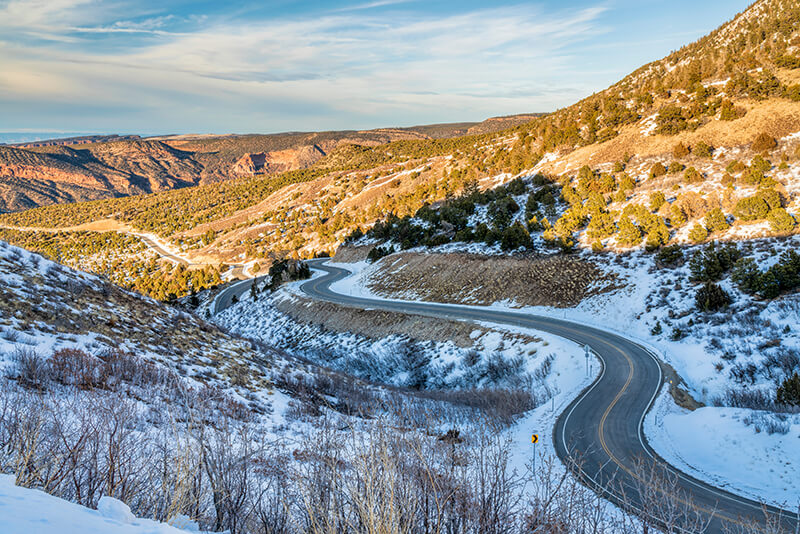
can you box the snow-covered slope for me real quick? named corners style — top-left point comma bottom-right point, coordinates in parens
top-left (0, 475), bottom-right (199, 534)
top-left (329, 248), bottom-right (800, 508)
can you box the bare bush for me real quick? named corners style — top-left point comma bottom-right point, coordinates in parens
top-left (11, 347), bottom-right (50, 388)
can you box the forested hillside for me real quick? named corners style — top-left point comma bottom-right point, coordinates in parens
top-left (2, 0), bottom-right (800, 303)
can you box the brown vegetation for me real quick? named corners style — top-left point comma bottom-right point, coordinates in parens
top-left (365, 252), bottom-right (621, 308)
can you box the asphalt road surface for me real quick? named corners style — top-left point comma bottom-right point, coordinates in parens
top-left (297, 259), bottom-right (798, 534)
top-left (136, 234), bottom-right (193, 265)
top-left (213, 275), bottom-right (268, 314)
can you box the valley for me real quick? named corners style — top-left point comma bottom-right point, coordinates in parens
top-left (1, 0), bottom-right (800, 533)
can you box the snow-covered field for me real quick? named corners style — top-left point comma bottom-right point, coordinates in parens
top-left (323, 251), bottom-right (800, 508)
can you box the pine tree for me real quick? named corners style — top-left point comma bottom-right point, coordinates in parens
top-left (695, 282), bottom-right (731, 312)
top-left (649, 191), bottom-right (666, 212)
top-left (776, 372), bottom-right (800, 406)
top-left (704, 208), bottom-right (730, 233)
top-left (617, 216), bottom-right (642, 247)
top-left (688, 223), bottom-right (708, 243)
top-left (767, 208), bottom-right (796, 233)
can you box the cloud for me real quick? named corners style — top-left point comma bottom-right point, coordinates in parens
top-left (333, 0), bottom-right (417, 12)
top-left (0, 1), bottom-right (609, 132)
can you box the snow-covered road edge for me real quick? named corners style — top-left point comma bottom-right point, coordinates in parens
top-left (303, 259), bottom-right (800, 508)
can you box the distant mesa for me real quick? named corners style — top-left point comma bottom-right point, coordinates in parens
top-left (9, 134), bottom-right (142, 148)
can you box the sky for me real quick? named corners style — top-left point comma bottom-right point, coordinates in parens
top-left (0, 0), bottom-right (753, 137)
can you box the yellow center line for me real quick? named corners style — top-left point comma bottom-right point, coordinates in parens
top-left (572, 328), bottom-right (748, 525)
top-left (314, 268), bottom-right (776, 530)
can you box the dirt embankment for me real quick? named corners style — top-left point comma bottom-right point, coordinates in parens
top-left (275, 295), bottom-right (494, 347)
top-left (365, 252), bottom-right (622, 308)
top-left (333, 243), bottom-right (374, 263)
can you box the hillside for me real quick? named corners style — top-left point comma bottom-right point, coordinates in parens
top-left (0, 115), bottom-right (538, 213)
top-left (0, 241), bottom-right (660, 534)
top-left (2, 3), bottom-right (799, 283)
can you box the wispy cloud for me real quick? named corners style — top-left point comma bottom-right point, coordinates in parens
top-left (0, 0), bottom-right (611, 132)
top-left (333, 0), bottom-right (417, 12)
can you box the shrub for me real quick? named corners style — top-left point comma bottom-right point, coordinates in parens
top-left (618, 173), bottom-right (636, 192)
top-left (667, 161), bottom-right (685, 174)
top-left (752, 132), bottom-right (777, 153)
top-left (656, 106), bottom-right (688, 135)
top-left (49, 348), bottom-right (102, 388)
top-left (719, 99), bottom-right (743, 120)
top-left (776, 372), bottom-right (800, 406)
top-left (767, 208), bottom-right (797, 233)
top-left (670, 326), bottom-right (686, 341)
top-left (367, 245), bottom-right (392, 263)
top-left (695, 282), bottom-right (731, 312)
top-left (775, 55), bottom-right (800, 69)
top-left (785, 84), bottom-right (800, 101)
top-left (693, 141), bottom-right (714, 158)
top-left (750, 155), bottom-right (772, 174)
top-left (649, 163), bottom-right (667, 179)
top-left (703, 208), bottom-right (730, 233)
top-left (650, 322), bottom-right (663, 335)
top-left (688, 223), bottom-right (708, 243)
top-left (683, 167), bottom-right (703, 184)
top-left (648, 191), bottom-right (666, 212)
top-left (672, 142), bottom-right (690, 158)
top-left (726, 160), bottom-right (746, 174)
top-left (12, 348), bottom-right (49, 388)
top-left (656, 245), bottom-right (683, 267)
top-left (733, 196), bottom-right (770, 221)
top-left (760, 188), bottom-right (782, 210)
top-left (499, 221), bottom-right (533, 251)
top-left (668, 203), bottom-right (686, 227)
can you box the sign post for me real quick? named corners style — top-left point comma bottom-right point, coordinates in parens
top-left (584, 345), bottom-right (591, 377)
top-left (531, 433), bottom-right (539, 471)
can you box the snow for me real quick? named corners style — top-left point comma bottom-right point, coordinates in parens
top-left (646, 391), bottom-right (800, 508)
top-left (0, 475), bottom-right (198, 534)
top-left (97, 497), bottom-right (136, 524)
top-left (323, 249), bottom-right (800, 507)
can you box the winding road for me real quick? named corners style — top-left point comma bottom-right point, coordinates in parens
top-left (290, 259), bottom-right (798, 534)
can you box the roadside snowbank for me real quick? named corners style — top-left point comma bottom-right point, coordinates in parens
top-left (646, 391), bottom-right (800, 508)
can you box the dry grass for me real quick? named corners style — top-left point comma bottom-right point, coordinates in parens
top-left (366, 252), bottom-right (622, 308)
top-left (539, 98), bottom-right (800, 175)
top-left (275, 294), bottom-right (490, 347)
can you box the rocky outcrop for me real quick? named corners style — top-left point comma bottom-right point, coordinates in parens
top-left (232, 144), bottom-right (327, 176)
top-left (0, 142), bottom-right (201, 212)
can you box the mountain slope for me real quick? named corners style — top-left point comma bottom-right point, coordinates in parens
top-left (0, 115), bottom-right (539, 213)
top-left (3, 1), bottom-right (800, 292)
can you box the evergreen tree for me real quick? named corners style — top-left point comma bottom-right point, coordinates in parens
top-left (617, 216), bottom-right (642, 247)
top-left (688, 223), bottom-right (708, 243)
top-left (649, 191), bottom-right (666, 212)
top-left (767, 208), bottom-right (796, 233)
top-left (695, 282), bottom-right (731, 312)
top-left (734, 196), bottom-right (770, 221)
top-left (704, 208), bottom-right (730, 233)
top-left (776, 372), bottom-right (800, 407)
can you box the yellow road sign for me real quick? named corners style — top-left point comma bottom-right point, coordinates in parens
top-left (531, 434), bottom-right (539, 444)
